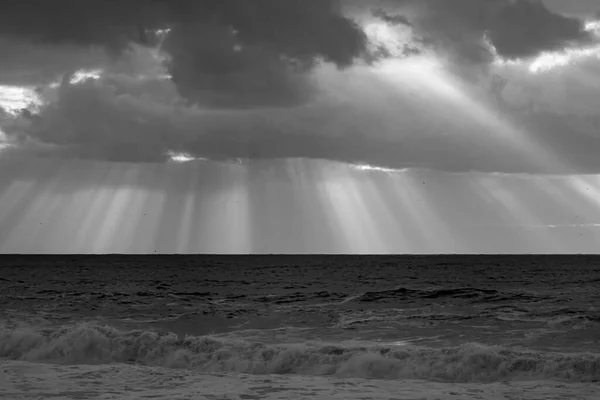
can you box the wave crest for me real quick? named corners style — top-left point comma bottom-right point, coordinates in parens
top-left (1, 323), bottom-right (598, 382)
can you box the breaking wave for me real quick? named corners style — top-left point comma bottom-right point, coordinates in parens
top-left (1, 323), bottom-right (598, 382)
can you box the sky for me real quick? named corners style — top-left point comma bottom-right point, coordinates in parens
top-left (1, 0), bottom-right (600, 254)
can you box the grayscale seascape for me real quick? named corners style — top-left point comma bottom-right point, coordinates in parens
top-left (1, 255), bottom-right (599, 399)
top-left (3, 0), bottom-right (600, 399)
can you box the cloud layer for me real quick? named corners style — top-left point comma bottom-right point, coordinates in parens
top-left (1, 0), bottom-right (600, 174)
top-left (372, 0), bottom-right (595, 64)
top-left (0, 0), bottom-right (368, 108)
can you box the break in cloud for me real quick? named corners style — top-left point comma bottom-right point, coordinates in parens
top-left (0, 0), bottom-right (599, 174)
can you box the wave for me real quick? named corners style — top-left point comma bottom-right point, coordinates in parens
top-left (228, 286), bottom-right (549, 307)
top-left (495, 309), bottom-right (600, 327)
top-left (1, 323), bottom-right (598, 382)
top-left (352, 287), bottom-right (549, 304)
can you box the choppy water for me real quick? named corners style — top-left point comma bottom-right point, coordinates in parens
top-left (1, 255), bottom-right (599, 399)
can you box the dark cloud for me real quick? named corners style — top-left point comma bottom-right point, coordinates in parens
top-left (373, 0), bottom-right (596, 65)
top-left (0, 0), bottom-right (368, 108)
top-left (0, 38), bottom-right (109, 86)
top-left (2, 0), bottom-right (600, 175)
top-left (371, 9), bottom-right (412, 27)
top-left (4, 53), bottom-right (600, 175)
top-left (163, 22), bottom-right (314, 109)
top-left (488, 0), bottom-right (594, 59)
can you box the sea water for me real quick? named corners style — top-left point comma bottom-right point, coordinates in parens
top-left (1, 255), bottom-right (599, 399)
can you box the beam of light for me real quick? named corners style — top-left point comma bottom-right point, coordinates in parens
top-left (568, 175), bottom-right (600, 211)
top-left (0, 159), bottom-right (255, 254)
top-left (73, 165), bottom-right (132, 253)
top-left (90, 168), bottom-right (147, 254)
top-left (476, 177), bottom-right (560, 251)
top-left (148, 28), bottom-right (172, 78)
top-left (373, 56), bottom-right (569, 173)
top-left (153, 28), bottom-right (171, 53)
top-left (69, 163), bottom-right (178, 254)
top-left (199, 165), bottom-right (251, 254)
top-left (385, 172), bottom-right (459, 253)
top-left (284, 159), bottom-right (339, 253)
top-left (174, 171), bottom-right (199, 254)
top-left (0, 161), bottom-right (71, 253)
top-left (2, 157), bottom-right (600, 253)
top-left (532, 175), bottom-right (600, 225)
top-left (0, 179), bottom-right (38, 232)
top-left (0, 129), bottom-right (10, 151)
top-left (316, 163), bottom-right (391, 253)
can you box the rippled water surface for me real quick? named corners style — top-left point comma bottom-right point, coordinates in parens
top-left (1, 255), bottom-right (599, 399)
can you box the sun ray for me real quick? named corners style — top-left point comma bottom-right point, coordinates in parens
top-left (476, 177), bottom-right (560, 251)
top-left (196, 164), bottom-right (251, 254)
top-left (284, 159), bottom-right (340, 253)
top-left (317, 163), bottom-right (389, 254)
top-left (73, 165), bottom-right (123, 253)
top-left (173, 171), bottom-right (199, 254)
top-left (385, 172), bottom-right (459, 253)
top-left (91, 167), bottom-right (145, 253)
top-left (373, 57), bottom-right (570, 173)
top-left (568, 175), bottom-right (600, 211)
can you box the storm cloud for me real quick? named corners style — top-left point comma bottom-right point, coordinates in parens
top-left (1, 0), bottom-right (600, 174)
top-left (0, 0), bottom-right (368, 108)
top-left (371, 0), bottom-right (595, 66)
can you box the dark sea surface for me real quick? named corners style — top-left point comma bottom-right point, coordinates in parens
top-left (1, 255), bottom-right (599, 399)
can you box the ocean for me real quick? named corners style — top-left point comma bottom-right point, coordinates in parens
top-left (0, 255), bottom-right (599, 399)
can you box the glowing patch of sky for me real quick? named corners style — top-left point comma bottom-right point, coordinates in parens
top-left (0, 85), bottom-right (41, 114)
top-left (585, 21), bottom-right (600, 34)
top-left (529, 45), bottom-right (600, 74)
top-left (352, 164), bottom-right (406, 173)
top-left (364, 22), bottom-right (412, 57)
top-left (71, 69), bottom-right (102, 84)
top-left (168, 151), bottom-right (197, 163)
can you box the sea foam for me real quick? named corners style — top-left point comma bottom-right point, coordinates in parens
top-left (1, 323), bottom-right (598, 382)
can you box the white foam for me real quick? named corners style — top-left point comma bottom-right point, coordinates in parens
top-left (2, 323), bottom-right (600, 382)
top-left (1, 359), bottom-right (598, 400)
